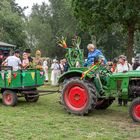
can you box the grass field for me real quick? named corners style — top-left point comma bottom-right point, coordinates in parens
top-left (0, 84), bottom-right (140, 140)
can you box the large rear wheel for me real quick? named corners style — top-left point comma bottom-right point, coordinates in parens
top-left (61, 77), bottom-right (97, 115)
top-left (95, 98), bottom-right (114, 110)
top-left (129, 97), bottom-right (140, 122)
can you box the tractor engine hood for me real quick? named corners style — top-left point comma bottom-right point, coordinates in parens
top-left (111, 70), bottom-right (140, 79)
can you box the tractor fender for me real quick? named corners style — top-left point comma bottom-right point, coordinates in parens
top-left (58, 70), bottom-right (93, 83)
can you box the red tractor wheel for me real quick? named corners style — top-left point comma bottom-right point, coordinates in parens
top-left (61, 77), bottom-right (97, 115)
top-left (129, 97), bottom-right (140, 122)
top-left (2, 90), bottom-right (18, 106)
top-left (95, 98), bottom-right (114, 110)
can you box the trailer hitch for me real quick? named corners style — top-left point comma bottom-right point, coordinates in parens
top-left (21, 89), bottom-right (61, 98)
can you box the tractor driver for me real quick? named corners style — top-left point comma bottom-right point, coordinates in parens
top-left (84, 44), bottom-right (107, 67)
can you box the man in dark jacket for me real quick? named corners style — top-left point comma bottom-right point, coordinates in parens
top-left (133, 57), bottom-right (140, 70)
top-left (63, 58), bottom-right (69, 72)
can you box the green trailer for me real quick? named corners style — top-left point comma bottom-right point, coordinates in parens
top-left (0, 43), bottom-right (59, 106)
top-left (0, 67), bottom-right (45, 106)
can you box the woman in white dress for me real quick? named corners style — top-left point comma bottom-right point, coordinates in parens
top-left (43, 58), bottom-right (49, 82)
top-left (51, 59), bottom-right (61, 86)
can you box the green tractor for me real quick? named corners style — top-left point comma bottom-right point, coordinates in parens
top-left (58, 43), bottom-right (140, 123)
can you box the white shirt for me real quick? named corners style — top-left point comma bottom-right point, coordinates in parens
top-left (43, 61), bottom-right (48, 67)
top-left (51, 63), bottom-right (60, 70)
top-left (5, 55), bottom-right (21, 71)
top-left (115, 62), bottom-right (132, 73)
top-left (136, 66), bottom-right (140, 70)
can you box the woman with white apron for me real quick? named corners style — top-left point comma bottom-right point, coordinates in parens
top-left (43, 59), bottom-right (49, 82)
top-left (51, 59), bottom-right (61, 86)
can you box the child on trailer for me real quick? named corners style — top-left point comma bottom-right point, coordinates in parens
top-left (22, 52), bottom-right (29, 69)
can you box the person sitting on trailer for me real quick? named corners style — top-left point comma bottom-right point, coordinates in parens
top-left (22, 52), bottom-right (29, 69)
top-left (2, 50), bottom-right (22, 71)
top-left (34, 50), bottom-right (43, 65)
top-left (25, 49), bottom-right (33, 63)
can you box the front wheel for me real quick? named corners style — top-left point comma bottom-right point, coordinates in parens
top-left (2, 90), bottom-right (18, 106)
top-left (61, 77), bottom-right (97, 115)
top-left (129, 97), bottom-right (140, 122)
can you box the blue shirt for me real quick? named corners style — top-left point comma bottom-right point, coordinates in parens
top-left (84, 49), bottom-right (107, 67)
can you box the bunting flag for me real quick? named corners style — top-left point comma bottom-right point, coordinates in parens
top-left (22, 72), bottom-right (26, 77)
top-left (31, 72), bottom-right (35, 80)
top-left (13, 73), bottom-right (17, 79)
top-left (7, 71), bottom-right (12, 86)
top-left (8, 77), bottom-right (11, 86)
top-left (40, 71), bottom-right (44, 77)
top-left (1, 71), bottom-right (5, 80)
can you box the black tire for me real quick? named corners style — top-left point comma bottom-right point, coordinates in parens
top-left (2, 90), bottom-right (18, 106)
top-left (95, 98), bottom-right (114, 110)
top-left (129, 97), bottom-right (140, 122)
top-left (61, 77), bottom-right (97, 115)
top-left (59, 79), bottom-right (68, 105)
top-left (25, 90), bottom-right (39, 102)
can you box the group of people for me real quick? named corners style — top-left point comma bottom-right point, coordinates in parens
top-left (2, 49), bottom-right (33, 71)
top-left (50, 58), bottom-right (68, 86)
top-left (0, 47), bottom-right (69, 86)
top-left (1, 43), bottom-right (140, 106)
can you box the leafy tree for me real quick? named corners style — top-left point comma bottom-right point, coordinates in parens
top-left (49, 0), bottom-right (78, 58)
top-left (26, 0), bottom-right (81, 58)
top-left (0, 0), bottom-right (26, 49)
top-left (72, 0), bottom-right (140, 62)
top-left (26, 3), bottom-right (54, 56)
top-left (134, 31), bottom-right (140, 54)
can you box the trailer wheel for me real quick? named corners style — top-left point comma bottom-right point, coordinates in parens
top-left (25, 90), bottom-right (39, 102)
top-left (61, 77), bottom-right (97, 115)
top-left (2, 90), bottom-right (18, 106)
top-left (129, 97), bottom-right (140, 122)
top-left (95, 98), bottom-right (114, 110)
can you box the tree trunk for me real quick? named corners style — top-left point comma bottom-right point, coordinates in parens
top-left (127, 24), bottom-right (135, 63)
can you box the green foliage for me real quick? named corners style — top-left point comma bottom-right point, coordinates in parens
top-left (72, 0), bottom-right (140, 32)
top-left (0, 0), bottom-right (26, 49)
top-left (72, 0), bottom-right (140, 61)
top-left (134, 31), bottom-right (140, 54)
top-left (26, 0), bottom-right (79, 58)
top-left (26, 3), bottom-right (53, 56)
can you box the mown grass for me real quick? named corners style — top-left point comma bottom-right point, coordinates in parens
top-left (0, 84), bottom-right (139, 140)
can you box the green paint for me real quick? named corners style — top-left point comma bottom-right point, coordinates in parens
top-left (58, 47), bottom-right (140, 101)
top-left (0, 69), bottom-right (45, 89)
top-left (65, 48), bottom-right (84, 67)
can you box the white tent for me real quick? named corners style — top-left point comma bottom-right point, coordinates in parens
top-left (0, 41), bottom-right (15, 48)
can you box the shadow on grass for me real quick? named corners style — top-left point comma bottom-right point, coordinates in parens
top-left (0, 94), bottom-right (131, 123)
